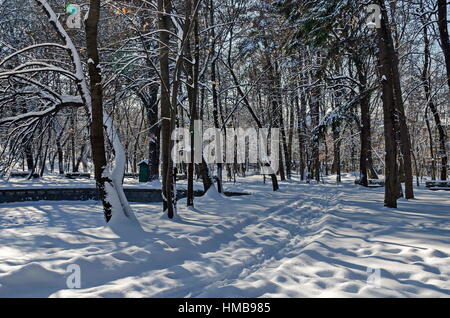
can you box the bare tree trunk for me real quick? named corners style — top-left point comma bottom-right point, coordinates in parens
top-left (199, 157), bottom-right (213, 191)
top-left (54, 120), bottom-right (66, 175)
top-left (85, 0), bottom-right (112, 221)
top-left (332, 84), bottom-right (343, 183)
top-left (24, 143), bottom-right (34, 172)
top-left (379, 0), bottom-right (414, 199)
top-left (279, 98), bottom-right (290, 180)
top-left (272, 69), bottom-right (290, 181)
top-left (74, 143), bottom-right (86, 173)
top-left (437, 0), bottom-right (450, 90)
top-left (425, 107), bottom-right (436, 180)
top-left (158, 0), bottom-right (176, 218)
top-left (71, 110), bottom-right (77, 172)
top-left (296, 91), bottom-right (307, 181)
top-left (377, 0), bottom-right (399, 208)
top-left (209, 0), bottom-right (223, 193)
top-left (57, 139), bottom-right (64, 174)
top-left (185, 0), bottom-right (200, 205)
top-left (141, 87), bottom-right (160, 181)
top-left (310, 87), bottom-right (321, 182)
top-left (421, 10), bottom-right (447, 180)
top-left (353, 56), bottom-right (374, 186)
top-left (287, 100), bottom-right (294, 179)
top-left (38, 129), bottom-right (51, 177)
top-left (332, 120), bottom-right (341, 183)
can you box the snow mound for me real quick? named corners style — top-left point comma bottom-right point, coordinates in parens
top-left (199, 186), bottom-right (228, 202)
top-left (0, 263), bottom-right (64, 297)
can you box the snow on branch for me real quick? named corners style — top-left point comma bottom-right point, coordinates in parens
top-left (0, 95), bottom-right (83, 125)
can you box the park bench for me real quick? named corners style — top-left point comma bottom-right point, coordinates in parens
top-left (10, 171), bottom-right (40, 178)
top-left (354, 179), bottom-right (385, 188)
top-left (425, 181), bottom-right (450, 191)
top-left (64, 173), bottom-right (91, 179)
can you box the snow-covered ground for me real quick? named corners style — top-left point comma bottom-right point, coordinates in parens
top-left (0, 174), bottom-right (449, 297)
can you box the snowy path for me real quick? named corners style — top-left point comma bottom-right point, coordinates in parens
top-left (0, 175), bottom-right (449, 297)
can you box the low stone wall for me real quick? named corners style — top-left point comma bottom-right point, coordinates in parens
top-left (0, 188), bottom-right (248, 204)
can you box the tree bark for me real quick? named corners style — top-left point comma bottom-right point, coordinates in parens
top-left (437, 0), bottom-right (450, 90)
top-left (86, 0), bottom-right (112, 221)
top-left (209, 0), bottom-right (223, 193)
top-left (421, 11), bottom-right (448, 180)
top-left (332, 120), bottom-right (341, 183)
top-left (379, 0), bottom-right (414, 199)
top-left (158, 0), bottom-right (176, 218)
top-left (310, 87), bottom-right (321, 182)
top-left (377, 0), bottom-right (400, 208)
top-left (354, 56), bottom-right (375, 186)
top-left (184, 0), bottom-right (200, 205)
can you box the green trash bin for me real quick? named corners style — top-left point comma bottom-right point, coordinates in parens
top-left (138, 160), bottom-right (149, 182)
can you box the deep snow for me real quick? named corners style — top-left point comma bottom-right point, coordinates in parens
top-left (0, 174), bottom-right (449, 297)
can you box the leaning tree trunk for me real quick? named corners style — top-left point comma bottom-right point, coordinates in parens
top-left (34, 0), bottom-right (140, 226)
top-left (226, 52), bottom-right (279, 191)
top-left (86, 0), bottom-right (140, 225)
